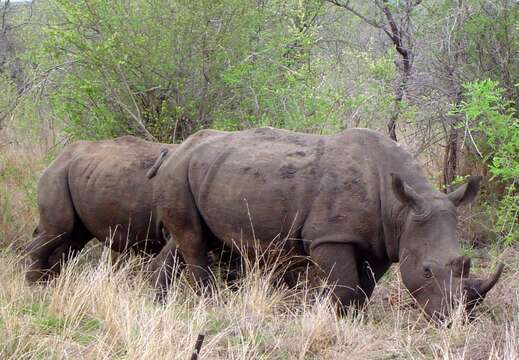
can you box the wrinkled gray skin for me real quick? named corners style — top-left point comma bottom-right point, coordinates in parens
top-left (152, 127), bottom-right (503, 320)
top-left (26, 136), bottom-right (175, 283)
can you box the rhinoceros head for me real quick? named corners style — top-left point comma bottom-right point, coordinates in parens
top-left (390, 174), bottom-right (503, 321)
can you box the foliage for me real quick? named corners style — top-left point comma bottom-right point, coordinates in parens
top-left (2, 0), bottom-right (518, 246)
top-left (460, 0), bottom-right (519, 95)
top-left (457, 80), bottom-right (518, 181)
top-left (454, 79), bottom-right (519, 244)
top-left (27, 0), bottom-right (351, 141)
top-left (0, 74), bottom-right (17, 125)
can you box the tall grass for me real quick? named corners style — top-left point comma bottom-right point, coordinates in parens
top-left (0, 130), bottom-right (517, 359)
top-left (0, 244), bottom-right (517, 359)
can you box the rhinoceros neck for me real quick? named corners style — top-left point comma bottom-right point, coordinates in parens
top-left (372, 136), bottom-right (436, 263)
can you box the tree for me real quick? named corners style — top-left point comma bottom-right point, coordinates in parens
top-left (326, 0), bottom-right (422, 141)
top-left (0, 0), bottom-right (33, 129)
top-left (417, 0), bottom-right (519, 188)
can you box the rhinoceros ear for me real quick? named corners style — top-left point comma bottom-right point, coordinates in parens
top-left (447, 176), bottom-right (482, 207)
top-left (391, 173), bottom-right (427, 214)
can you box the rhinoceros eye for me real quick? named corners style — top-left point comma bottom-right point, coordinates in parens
top-left (423, 266), bottom-right (433, 279)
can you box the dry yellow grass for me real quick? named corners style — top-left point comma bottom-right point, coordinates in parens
top-left (1, 131), bottom-right (518, 360)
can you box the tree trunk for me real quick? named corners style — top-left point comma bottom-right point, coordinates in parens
top-left (443, 127), bottom-right (458, 192)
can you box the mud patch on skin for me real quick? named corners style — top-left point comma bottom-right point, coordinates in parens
top-left (253, 170), bottom-right (267, 183)
top-left (342, 167), bottom-right (368, 201)
top-left (288, 151), bottom-right (306, 157)
top-left (328, 214), bottom-right (345, 223)
top-left (279, 165), bottom-right (298, 179)
top-left (274, 188), bottom-right (288, 203)
top-left (254, 128), bottom-right (272, 135)
top-left (286, 135), bottom-right (308, 147)
top-left (324, 171), bottom-right (341, 194)
top-left (308, 139), bottom-right (325, 178)
top-left (254, 128), bottom-right (280, 141)
top-left (139, 157), bottom-right (157, 169)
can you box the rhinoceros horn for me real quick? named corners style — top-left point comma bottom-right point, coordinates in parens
top-left (464, 263), bottom-right (504, 306)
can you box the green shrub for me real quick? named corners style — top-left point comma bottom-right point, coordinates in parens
top-left (454, 79), bottom-right (518, 245)
top-left (28, 0), bottom-right (344, 141)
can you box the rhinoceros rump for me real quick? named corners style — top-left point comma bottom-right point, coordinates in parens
top-left (26, 136), bottom-right (176, 283)
top-left (152, 127), bottom-right (503, 320)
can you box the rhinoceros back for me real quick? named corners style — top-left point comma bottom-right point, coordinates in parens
top-left (64, 136), bottom-right (171, 251)
top-left (177, 128), bottom-right (387, 255)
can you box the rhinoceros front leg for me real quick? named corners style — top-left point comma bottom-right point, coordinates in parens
top-left (310, 242), bottom-right (368, 314)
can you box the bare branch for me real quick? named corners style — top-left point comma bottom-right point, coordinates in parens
top-left (111, 65), bottom-right (157, 141)
top-left (325, 0), bottom-right (386, 30)
top-left (326, 0), bottom-right (423, 141)
top-left (1, 0), bottom-right (10, 36)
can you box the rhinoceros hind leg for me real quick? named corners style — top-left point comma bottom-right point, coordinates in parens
top-left (311, 243), bottom-right (367, 315)
top-left (149, 241), bottom-right (184, 301)
top-left (25, 231), bottom-right (57, 283)
top-left (26, 161), bottom-right (78, 283)
top-left (45, 220), bottom-right (92, 278)
top-left (176, 230), bottom-right (214, 295)
top-left (157, 215), bottom-right (214, 296)
top-left (26, 219), bottom-right (92, 283)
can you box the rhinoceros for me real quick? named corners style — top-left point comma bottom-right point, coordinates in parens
top-left (26, 135), bottom-right (175, 283)
top-left (151, 127), bottom-right (503, 319)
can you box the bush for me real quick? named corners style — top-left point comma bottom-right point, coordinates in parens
top-left (454, 79), bottom-right (519, 245)
top-left (29, 0), bottom-right (344, 142)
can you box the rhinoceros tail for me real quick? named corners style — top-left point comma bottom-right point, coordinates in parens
top-left (146, 148), bottom-right (170, 179)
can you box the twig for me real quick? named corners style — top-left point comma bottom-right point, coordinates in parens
top-left (190, 333), bottom-right (205, 360)
top-left (464, 117), bottom-right (483, 158)
top-left (0, 61), bottom-right (77, 128)
top-left (325, 0), bottom-right (385, 30)
top-left (111, 65), bottom-right (157, 141)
